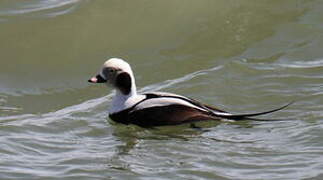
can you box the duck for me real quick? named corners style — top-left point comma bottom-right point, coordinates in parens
top-left (88, 58), bottom-right (291, 127)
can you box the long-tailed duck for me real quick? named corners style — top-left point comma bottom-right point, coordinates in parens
top-left (88, 58), bottom-right (290, 127)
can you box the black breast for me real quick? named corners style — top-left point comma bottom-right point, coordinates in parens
top-left (109, 108), bottom-right (132, 125)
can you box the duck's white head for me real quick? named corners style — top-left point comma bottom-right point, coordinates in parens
top-left (88, 58), bottom-right (137, 96)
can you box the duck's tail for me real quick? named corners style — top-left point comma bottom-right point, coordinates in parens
top-left (209, 102), bottom-right (294, 121)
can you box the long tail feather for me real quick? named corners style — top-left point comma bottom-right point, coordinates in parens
top-left (210, 102), bottom-right (293, 120)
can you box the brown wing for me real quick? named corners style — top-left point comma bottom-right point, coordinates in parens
top-left (128, 104), bottom-right (220, 127)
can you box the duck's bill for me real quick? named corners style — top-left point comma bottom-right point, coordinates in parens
top-left (88, 74), bottom-right (107, 83)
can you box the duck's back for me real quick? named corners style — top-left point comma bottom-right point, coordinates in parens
top-left (108, 92), bottom-right (221, 127)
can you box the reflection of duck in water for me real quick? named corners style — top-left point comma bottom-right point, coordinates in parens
top-left (88, 58), bottom-right (291, 128)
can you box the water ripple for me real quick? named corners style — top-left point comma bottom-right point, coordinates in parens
top-left (0, 0), bottom-right (84, 20)
top-left (277, 58), bottom-right (323, 69)
top-left (0, 61), bottom-right (321, 179)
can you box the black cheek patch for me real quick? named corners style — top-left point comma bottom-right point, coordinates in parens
top-left (115, 72), bottom-right (132, 95)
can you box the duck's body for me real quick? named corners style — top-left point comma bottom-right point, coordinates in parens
top-left (109, 92), bottom-right (226, 127)
top-left (89, 58), bottom-right (289, 127)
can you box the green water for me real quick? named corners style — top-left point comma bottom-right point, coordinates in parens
top-left (1, 0), bottom-right (323, 179)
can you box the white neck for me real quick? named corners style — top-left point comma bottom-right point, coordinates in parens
top-left (109, 75), bottom-right (145, 114)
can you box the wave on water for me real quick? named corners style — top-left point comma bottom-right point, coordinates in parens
top-left (0, 0), bottom-right (84, 20)
top-left (0, 65), bottom-right (223, 125)
top-left (276, 58), bottom-right (323, 69)
top-left (243, 57), bottom-right (323, 70)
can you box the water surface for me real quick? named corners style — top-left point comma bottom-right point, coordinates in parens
top-left (1, 0), bottom-right (323, 179)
